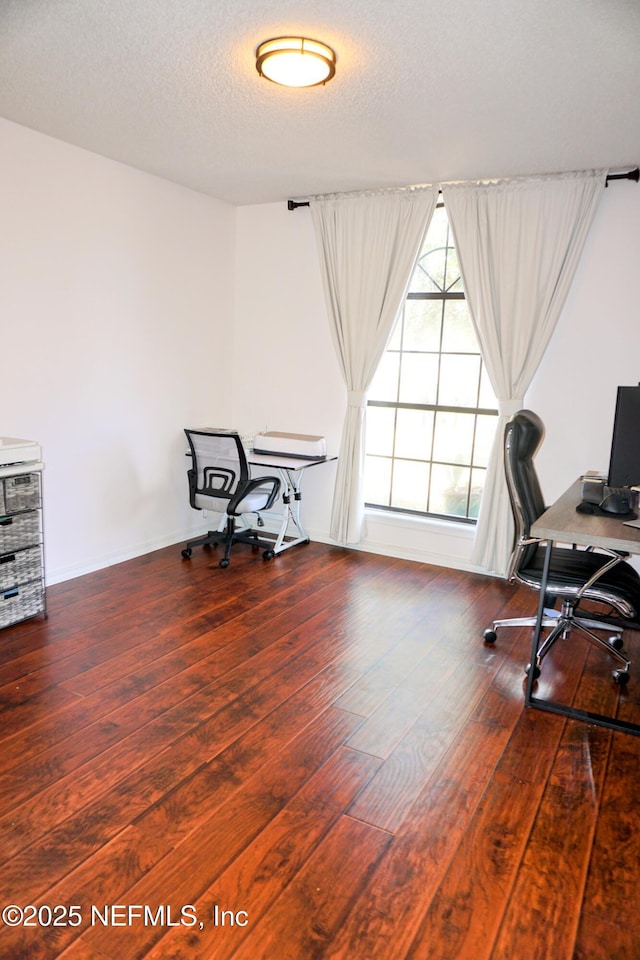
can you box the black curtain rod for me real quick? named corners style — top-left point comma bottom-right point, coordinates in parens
top-left (287, 168), bottom-right (639, 208)
top-left (605, 167), bottom-right (639, 186)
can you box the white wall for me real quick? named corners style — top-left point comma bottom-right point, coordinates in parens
top-left (3, 120), bottom-right (637, 583)
top-left (232, 203), bottom-right (343, 539)
top-left (232, 184), bottom-right (640, 570)
top-left (528, 183), bottom-right (640, 502)
top-left (0, 118), bottom-right (236, 583)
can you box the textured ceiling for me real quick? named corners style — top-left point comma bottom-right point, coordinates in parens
top-left (0, 0), bottom-right (639, 205)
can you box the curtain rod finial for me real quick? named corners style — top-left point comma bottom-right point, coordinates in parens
top-left (605, 167), bottom-right (639, 186)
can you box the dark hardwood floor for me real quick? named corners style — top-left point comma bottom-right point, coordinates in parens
top-left (0, 539), bottom-right (639, 959)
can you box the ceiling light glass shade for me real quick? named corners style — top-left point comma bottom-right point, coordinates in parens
top-left (256, 37), bottom-right (336, 87)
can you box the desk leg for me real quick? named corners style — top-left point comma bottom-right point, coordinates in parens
top-left (525, 539), bottom-right (553, 706)
top-left (268, 468), bottom-right (311, 554)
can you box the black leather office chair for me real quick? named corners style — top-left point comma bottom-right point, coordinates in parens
top-left (181, 428), bottom-right (281, 568)
top-left (483, 409), bottom-right (640, 684)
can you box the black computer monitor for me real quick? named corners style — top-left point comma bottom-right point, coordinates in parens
top-left (608, 384), bottom-right (640, 488)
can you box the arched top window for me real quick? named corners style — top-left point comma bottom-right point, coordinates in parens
top-left (364, 203), bottom-right (498, 522)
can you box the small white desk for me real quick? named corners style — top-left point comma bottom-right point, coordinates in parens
top-left (528, 479), bottom-right (640, 735)
top-left (247, 452), bottom-right (336, 555)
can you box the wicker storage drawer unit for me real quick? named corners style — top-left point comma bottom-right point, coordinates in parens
top-left (0, 455), bottom-right (45, 629)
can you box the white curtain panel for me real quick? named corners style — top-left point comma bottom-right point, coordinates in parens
top-left (311, 186), bottom-right (439, 545)
top-left (443, 169), bottom-right (607, 576)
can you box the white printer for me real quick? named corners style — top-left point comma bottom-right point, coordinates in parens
top-left (253, 431), bottom-right (326, 460)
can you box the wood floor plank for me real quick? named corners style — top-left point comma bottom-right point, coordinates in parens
top-left (344, 653), bottom-right (460, 759)
top-left (397, 629), bottom-right (596, 960)
top-left (75, 708), bottom-right (363, 958)
top-left (1, 704), bottom-right (359, 955)
top-left (579, 726), bottom-right (640, 934)
top-left (57, 943), bottom-right (113, 960)
top-left (573, 914), bottom-right (640, 960)
top-left (227, 816), bottom-right (392, 960)
top-left (492, 639), bottom-right (638, 959)
top-left (131, 663), bottom-right (364, 844)
top-left (491, 721), bottom-right (611, 960)
top-left (339, 579), bottom-right (528, 834)
top-left (346, 658), bottom-right (501, 832)
top-left (59, 553), bottom-right (363, 698)
top-left (0, 541), bottom-right (638, 960)
top-left (0, 544), bottom-right (361, 700)
top-left (142, 746), bottom-right (382, 960)
top-left (0, 578), bottom-right (396, 821)
top-left (332, 626), bottom-right (438, 718)
top-left (2, 682), bottom-right (364, 960)
top-left (323, 718), bottom-right (514, 960)
top-left (0, 825), bottom-right (174, 960)
top-left (0, 624), bottom-right (353, 875)
top-left (401, 711), bottom-right (567, 960)
top-left (0, 551), bottom-right (382, 782)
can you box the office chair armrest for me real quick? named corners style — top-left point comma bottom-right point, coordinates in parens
top-left (582, 546), bottom-right (630, 559)
top-left (506, 536), bottom-right (544, 581)
top-left (186, 468), bottom-right (200, 510)
top-left (519, 536), bottom-right (543, 547)
top-left (574, 548), bottom-right (626, 601)
top-left (228, 475), bottom-right (281, 514)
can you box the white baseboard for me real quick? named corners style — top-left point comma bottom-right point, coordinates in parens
top-left (304, 525), bottom-right (486, 575)
top-left (44, 526), bottom-right (198, 585)
top-left (45, 517), bottom-right (489, 586)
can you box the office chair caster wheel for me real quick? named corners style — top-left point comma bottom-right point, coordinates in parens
top-left (525, 663), bottom-right (541, 680)
top-left (608, 635), bottom-right (624, 650)
top-left (612, 669), bottom-right (630, 686)
top-left (219, 558), bottom-right (230, 569)
top-left (181, 548), bottom-right (192, 559)
top-left (483, 629), bottom-right (497, 644)
top-left (262, 549), bottom-right (275, 561)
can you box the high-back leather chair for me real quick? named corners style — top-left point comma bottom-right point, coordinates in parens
top-left (181, 428), bottom-right (281, 568)
top-left (483, 409), bottom-right (640, 685)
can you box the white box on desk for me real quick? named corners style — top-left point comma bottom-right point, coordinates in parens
top-left (253, 431), bottom-right (326, 460)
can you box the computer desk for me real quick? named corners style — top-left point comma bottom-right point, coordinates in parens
top-left (527, 478), bottom-right (640, 735)
top-left (246, 451), bottom-right (337, 556)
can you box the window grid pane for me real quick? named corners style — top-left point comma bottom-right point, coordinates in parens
top-left (365, 204), bottom-right (498, 523)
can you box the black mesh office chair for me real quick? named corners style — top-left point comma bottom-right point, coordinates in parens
top-left (483, 409), bottom-right (640, 684)
top-left (181, 428), bottom-right (281, 568)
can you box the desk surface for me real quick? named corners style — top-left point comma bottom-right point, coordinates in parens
top-left (248, 452), bottom-right (336, 472)
top-left (531, 479), bottom-right (640, 554)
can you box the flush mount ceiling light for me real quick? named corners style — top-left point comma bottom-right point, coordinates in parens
top-left (256, 37), bottom-right (336, 88)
